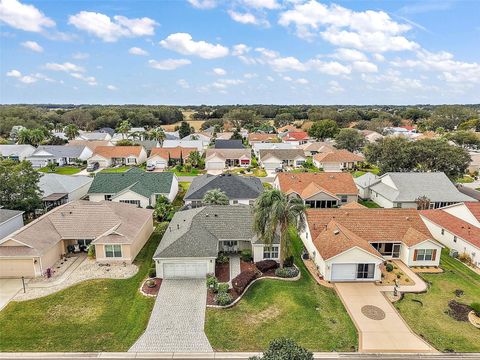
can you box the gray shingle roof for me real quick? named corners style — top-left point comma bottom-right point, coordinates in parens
top-left (39, 173), bottom-right (93, 198)
top-left (33, 145), bottom-right (85, 158)
top-left (354, 172), bottom-right (380, 188)
top-left (0, 209), bottom-right (24, 225)
top-left (184, 174), bottom-right (263, 201)
top-left (214, 140), bottom-right (245, 149)
top-left (260, 149), bottom-right (306, 161)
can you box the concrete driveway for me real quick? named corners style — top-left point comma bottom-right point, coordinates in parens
top-left (0, 278), bottom-right (24, 311)
top-left (335, 282), bottom-right (434, 353)
top-left (129, 279), bottom-right (212, 353)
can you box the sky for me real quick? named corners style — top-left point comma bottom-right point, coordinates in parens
top-left (0, 0), bottom-right (479, 105)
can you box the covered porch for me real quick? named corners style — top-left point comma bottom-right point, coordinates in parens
top-left (370, 242), bottom-right (401, 259)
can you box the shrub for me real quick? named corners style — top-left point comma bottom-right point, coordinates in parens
top-left (471, 302), bottom-right (480, 317)
top-left (216, 253), bottom-right (229, 264)
top-left (206, 274), bottom-right (218, 291)
top-left (232, 270), bottom-right (258, 294)
top-left (385, 263), bottom-right (394, 272)
top-left (283, 256), bottom-right (294, 267)
top-left (146, 279), bottom-right (156, 288)
top-left (216, 291), bottom-right (233, 306)
top-left (217, 282), bottom-right (229, 294)
top-left (249, 338), bottom-right (313, 360)
top-left (241, 249), bottom-right (253, 262)
top-left (275, 266), bottom-right (299, 278)
top-left (255, 260), bottom-right (278, 273)
top-left (87, 245), bottom-right (95, 259)
top-left (148, 267), bottom-right (156, 278)
top-left (458, 252), bottom-right (473, 265)
top-left (175, 164), bottom-right (183, 171)
top-left (396, 273), bottom-right (402, 279)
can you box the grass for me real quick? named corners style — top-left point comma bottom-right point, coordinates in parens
top-left (358, 200), bottom-right (382, 208)
top-left (290, 167), bottom-right (324, 174)
top-left (167, 168), bottom-right (204, 177)
top-left (395, 250), bottom-right (480, 352)
top-left (352, 171), bottom-right (365, 178)
top-left (456, 175), bottom-right (474, 183)
top-left (0, 224), bottom-right (167, 352)
top-left (226, 168), bottom-right (267, 177)
top-left (205, 229), bottom-right (358, 352)
top-left (38, 166), bottom-right (83, 175)
top-left (100, 165), bottom-right (131, 173)
top-left (172, 181), bottom-right (190, 208)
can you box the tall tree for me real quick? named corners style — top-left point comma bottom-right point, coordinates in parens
top-left (178, 121), bottom-right (192, 138)
top-left (202, 189), bottom-right (229, 205)
top-left (64, 124), bottom-right (80, 140)
top-left (308, 120), bottom-right (339, 141)
top-left (148, 127), bottom-right (166, 146)
top-left (188, 151), bottom-right (203, 168)
top-left (334, 128), bottom-right (366, 152)
top-left (116, 120), bottom-right (132, 139)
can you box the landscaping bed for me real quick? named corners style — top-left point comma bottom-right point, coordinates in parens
top-left (140, 278), bottom-right (162, 297)
top-left (215, 262), bottom-right (229, 283)
top-left (378, 261), bottom-right (413, 286)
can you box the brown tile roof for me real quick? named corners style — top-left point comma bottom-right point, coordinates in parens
top-left (248, 133), bottom-right (278, 142)
top-left (150, 147), bottom-right (197, 160)
top-left (301, 142), bottom-right (335, 153)
top-left (67, 140), bottom-right (112, 152)
top-left (313, 149), bottom-right (364, 163)
top-left (340, 202), bottom-right (366, 209)
top-left (276, 172), bottom-right (358, 197)
top-left (93, 146), bottom-right (144, 158)
top-left (283, 131), bottom-right (309, 141)
top-left (465, 202), bottom-right (480, 221)
top-left (277, 125), bottom-right (298, 133)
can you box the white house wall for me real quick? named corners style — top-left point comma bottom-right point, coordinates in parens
top-left (112, 190), bottom-right (150, 208)
top-left (68, 180), bottom-right (93, 202)
top-left (442, 204), bottom-right (480, 227)
top-left (324, 249), bottom-right (383, 282)
top-left (402, 240), bottom-right (442, 267)
top-left (166, 175), bottom-right (179, 203)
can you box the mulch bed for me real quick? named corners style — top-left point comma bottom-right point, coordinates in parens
top-left (216, 262), bottom-right (229, 283)
top-left (141, 278), bottom-right (162, 296)
top-left (447, 300), bottom-right (472, 321)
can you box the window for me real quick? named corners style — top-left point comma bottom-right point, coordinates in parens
top-left (105, 244), bottom-right (122, 258)
top-left (119, 199), bottom-right (141, 207)
top-left (415, 249), bottom-right (434, 261)
top-left (357, 264), bottom-right (375, 279)
top-left (232, 200), bottom-right (238, 205)
top-left (104, 194), bottom-right (112, 201)
top-left (340, 195), bottom-right (348, 203)
top-left (453, 236), bottom-right (457, 243)
top-left (127, 157), bottom-right (136, 164)
top-left (441, 229), bottom-right (445, 235)
top-left (263, 246), bottom-right (279, 259)
top-left (191, 200), bottom-right (202, 208)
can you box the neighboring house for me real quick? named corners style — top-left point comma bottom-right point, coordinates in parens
top-left (98, 127), bottom-right (115, 136)
top-left (277, 125), bottom-right (298, 133)
top-left (164, 131), bottom-right (180, 140)
top-left (162, 139), bottom-right (205, 152)
top-left (274, 172), bottom-right (358, 208)
top-left (137, 140), bottom-right (160, 155)
top-left (76, 131), bottom-right (112, 141)
top-left (214, 139), bottom-right (244, 149)
top-left (153, 205), bottom-right (280, 279)
top-left (313, 149), bottom-right (364, 172)
top-left (66, 140), bottom-right (114, 152)
top-left (384, 127), bottom-right (417, 137)
top-left (205, 149), bottom-right (251, 171)
top-left (468, 152), bottom-right (480, 173)
top-left (251, 142), bottom-right (297, 157)
top-left (0, 201), bottom-right (153, 278)
top-left (300, 208), bottom-right (442, 282)
top-left (27, 145), bottom-right (92, 168)
top-left (300, 142), bottom-right (335, 156)
top-left (0, 144), bottom-right (36, 161)
top-left (259, 149), bottom-right (306, 171)
top-left (456, 185), bottom-right (480, 201)
top-left (182, 133), bottom-right (212, 143)
top-left (354, 172), bottom-right (380, 199)
top-left (184, 174), bottom-right (263, 207)
top-left (248, 133), bottom-right (278, 144)
top-left (0, 209), bottom-right (24, 240)
top-left (281, 131), bottom-right (310, 145)
top-left (420, 202), bottom-right (480, 268)
top-left (87, 146), bottom-right (147, 168)
top-left (360, 172), bottom-right (476, 209)
top-left (360, 130), bottom-right (384, 143)
top-left (39, 173), bottom-right (93, 210)
top-left (111, 127), bottom-right (147, 143)
top-left (147, 147), bottom-right (197, 170)
top-left (215, 132), bottom-right (234, 140)
top-left (88, 167), bottom-right (178, 206)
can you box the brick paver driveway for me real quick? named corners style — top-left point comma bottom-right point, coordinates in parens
top-left (129, 279), bottom-right (212, 353)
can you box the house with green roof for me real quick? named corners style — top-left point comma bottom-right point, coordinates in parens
top-left (87, 167), bottom-right (178, 207)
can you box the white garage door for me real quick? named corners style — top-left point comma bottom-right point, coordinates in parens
top-left (206, 161), bottom-right (224, 170)
top-left (331, 264), bottom-right (356, 281)
top-left (163, 262), bottom-right (207, 279)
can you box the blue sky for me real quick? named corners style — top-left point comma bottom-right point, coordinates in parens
top-left (1, 0), bottom-right (479, 105)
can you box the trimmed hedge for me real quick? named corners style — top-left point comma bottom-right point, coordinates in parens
top-left (216, 292), bottom-right (233, 306)
top-left (275, 267), bottom-right (299, 278)
top-left (232, 269), bottom-right (258, 294)
top-left (255, 260), bottom-right (278, 273)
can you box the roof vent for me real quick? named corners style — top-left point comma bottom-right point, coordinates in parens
top-left (214, 214), bottom-right (218, 217)
top-left (333, 229), bottom-right (340, 235)
top-left (177, 224), bottom-right (180, 230)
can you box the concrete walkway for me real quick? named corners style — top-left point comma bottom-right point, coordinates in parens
top-left (378, 260), bottom-right (428, 293)
top-left (229, 255), bottom-right (241, 285)
top-left (129, 279), bottom-right (212, 353)
top-left (0, 278), bottom-right (24, 311)
top-left (335, 282), bottom-right (434, 353)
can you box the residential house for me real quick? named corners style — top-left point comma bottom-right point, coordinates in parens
top-left (0, 201), bottom-right (153, 278)
top-left (66, 140), bottom-right (113, 152)
top-left (88, 167), bottom-right (178, 206)
top-left (259, 149), bottom-right (307, 171)
top-left (358, 172), bottom-right (476, 209)
top-left (184, 174), bottom-right (263, 207)
top-left (301, 208), bottom-right (442, 282)
top-left (0, 209), bottom-right (24, 240)
top-left (248, 133), bottom-right (279, 144)
top-left (251, 142), bottom-right (296, 157)
top-left (354, 172), bottom-right (379, 199)
top-left (300, 142), bottom-right (335, 156)
top-left (147, 147), bottom-right (197, 170)
top-left (39, 173), bottom-right (93, 210)
top-left (360, 130), bottom-right (384, 143)
top-left (281, 131), bottom-right (310, 145)
top-left (153, 205), bottom-right (280, 279)
top-left (313, 149), bottom-right (364, 172)
top-left (0, 144), bottom-right (35, 161)
top-left (277, 125), bottom-right (298, 133)
top-left (456, 185), bottom-right (480, 201)
top-left (274, 172), bottom-right (358, 208)
top-left (164, 131), bottom-right (180, 140)
top-left (27, 145), bottom-right (92, 168)
top-left (215, 132), bottom-right (234, 140)
top-left (111, 127), bottom-right (147, 143)
top-left (137, 140), bottom-right (160, 155)
top-left (214, 139), bottom-right (244, 149)
top-left (76, 131), bottom-right (112, 141)
top-left (181, 133), bottom-right (212, 148)
top-left (87, 146), bottom-right (147, 168)
top-left (420, 202), bottom-right (480, 268)
top-left (205, 149), bottom-right (251, 171)
top-left (162, 139), bottom-right (205, 152)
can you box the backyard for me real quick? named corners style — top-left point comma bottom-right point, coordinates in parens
top-left (38, 166), bottom-right (83, 175)
top-left (205, 230), bottom-right (358, 352)
top-left (395, 250), bottom-right (480, 352)
top-left (100, 165), bottom-right (131, 173)
top-left (358, 199), bottom-right (382, 208)
top-left (0, 224), bottom-right (166, 352)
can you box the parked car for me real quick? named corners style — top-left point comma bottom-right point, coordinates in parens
top-left (87, 162), bottom-right (99, 172)
top-left (146, 164), bottom-right (156, 171)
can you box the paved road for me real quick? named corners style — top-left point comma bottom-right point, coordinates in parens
top-left (129, 279), bottom-right (212, 353)
top-left (0, 278), bottom-right (24, 311)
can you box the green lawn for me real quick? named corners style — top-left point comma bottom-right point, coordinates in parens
top-left (456, 175), bottom-right (474, 184)
top-left (358, 200), bottom-right (382, 208)
top-left (395, 250), bottom-right (480, 352)
top-left (172, 181), bottom-right (191, 208)
top-left (38, 166), bottom-right (83, 175)
top-left (0, 224), bottom-right (166, 352)
top-left (205, 229), bottom-right (358, 352)
top-left (167, 168), bottom-right (204, 177)
top-left (352, 171), bottom-right (365, 178)
top-left (100, 165), bottom-right (131, 173)
top-left (290, 167), bottom-right (324, 174)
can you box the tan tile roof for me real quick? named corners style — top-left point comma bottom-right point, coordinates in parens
top-left (248, 133), bottom-right (278, 142)
top-left (206, 148), bottom-right (251, 161)
top-left (340, 202), bottom-right (366, 209)
top-left (93, 146), bottom-right (144, 158)
top-left (465, 202), bottom-right (480, 221)
top-left (259, 149), bottom-right (306, 162)
top-left (276, 172), bottom-right (358, 197)
top-left (301, 142), bottom-right (335, 152)
top-left (313, 149), bottom-right (364, 163)
top-left (67, 140), bottom-right (112, 152)
top-left (149, 147), bottom-right (197, 160)
top-left (283, 131), bottom-right (309, 141)
top-left (277, 125), bottom-right (298, 133)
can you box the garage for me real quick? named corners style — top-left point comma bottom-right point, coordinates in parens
top-left (206, 161), bottom-right (224, 170)
top-left (331, 263), bottom-right (357, 281)
top-left (163, 262), bottom-right (208, 279)
top-left (0, 258), bottom-right (35, 278)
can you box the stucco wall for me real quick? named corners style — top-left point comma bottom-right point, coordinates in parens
top-left (402, 241), bottom-right (442, 267)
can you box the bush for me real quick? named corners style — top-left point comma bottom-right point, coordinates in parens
top-left (146, 279), bottom-right (156, 288)
top-left (87, 245), bottom-right (95, 259)
top-left (216, 291), bottom-right (233, 306)
top-left (241, 249), bottom-right (253, 262)
top-left (284, 255), bottom-right (294, 267)
top-left (471, 302), bottom-right (480, 317)
top-left (275, 266), bottom-right (299, 278)
top-left (206, 274), bottom-right (218, 291)
top-left (250, 338), bottom-right (313, 360)
top-left (148, 267), bottom-right (156, 278)
top-left (385, 263), bottom-right (394, 272)
top-left (217, 282), bottom-right (229, 294)
top-left (216, 253), bottom-right (229, 264)
top-left (232, 270), bottom-right (258, 294)
top-left (255, 260), bottom-right (278, 273)
top-left (175, 164), bottom-right (183, 171)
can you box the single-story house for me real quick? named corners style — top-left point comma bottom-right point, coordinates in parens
top-left (251, 142), bottom-right (297, 157)
top-left (301, 208), bottom-right (443, 282)
top-left (182, 133), bottom-right (212, 143)
top-left (137, 140), bottom-right (160, 155)
top-left (205, 149), bottom-right (251, 171)
top-left (0, 144), bottom-right (36, 161)
top-left (300, 142), bottom-right (335, 156)
top-left (277, 125), bottom-right (298, 133)
top-left (27, 145), bottom-right (92, 168)
top-left (76, 131), bottom-right (112, 141)
top-left (313, 149), bottom-right (364, 172)
top-left (354, 172), bottom-right (379, 199)
top-left (0, 201), bottom-right (153, 278)
top-left (248, 133), bottom-right (279, 144)
top-left (184, 173), bottom-right (263, 207)
top-left (456, 185), bottom-right (480, 201)
top-left (87, 146), bottom-right (147, 168)
top-left (147, 147), bottom-right (197, 170)
top-left (214, 139), bottom-right (244, 149)
top-left (359, 172), bottom-right (476, 209)
top-left (0, 209), bottom-right (24, 240)
top-left (153, 205), bottom-right (279, 279)
top-left (39, 173), bottom-right (93, 210)
top-left (215, 132), bottom-right (234, 140)
top-left (162, 139), bottom-right (205, 152)
top-left (66, 140), bottom-right (114, 152)
top-left (259, 149), bottom-right (307, 171)
top-left (274, 172), bottom-right (358, 208)
top-left (360, 130), bottom-right (384, 143)
top-left (420, 202), bottom-right (480, 268)
top-left (88, 167), bottom-right (178, 206)
top-left (281, 131), bottom-right (310, 146)
top-left (164, 131), bottom-right (180, 140)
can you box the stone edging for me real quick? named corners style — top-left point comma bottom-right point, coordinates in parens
top-left (468, 311), bottom-right (480, 329)
top-left (207, 265), bottom-right (301, 309)
top-left (139, 278), bottom-right (160, 298)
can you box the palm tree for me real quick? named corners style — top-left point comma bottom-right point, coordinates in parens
top-left (16, 128), bottom-right (31, 145)
top-left (29, 128), bottom-right (45, 146)
top-left (116, 120), bottom-right (132, 139)
top-left (202, 189), bottom-right (229, 205)
top-left (188, 150), bottom-right (202, 168)
top-left (149, 128), bottom-right (166, 147)
top-left (64, 124), bottom-right (80, 140)
top-left (253, 189), bottom-right (306, 267)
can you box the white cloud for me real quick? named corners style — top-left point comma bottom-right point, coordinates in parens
top-left (213, 67), bottom-right (227, 75)
top-left (72, 52), bottom-right (89, 60)
top-left (148, 58), bottom-right (191, 70)
top-left (327, 80), bottom-right (344, 93)
top-left (210, 78), bottom-right (244, 90)
top-left (70, 72), bottom-right (97, 86)
top-left (129, 46), bottom-right (149, 56)
top-left (6, 69), bottom-right (53, 84)
top-left (45, 62), bottom-right (85, 73)
top-left (0, 0), bottom-right (55, 32)
top-left (296, 78), bottom-right (309, 84)
top-left (352, 60), bottom-right (378, 73)
top-left (107, 84), bottom-right (117, 90)
top-left (32, 73), bottom-right (54, 82)
top-left (160, 33), bottom-right (229, 59)
top-left (21, 40), bottom-right (43, 52)
top-left (307, 59), bottom-right (351, 75)
top-left (256, 48), bottom-right (308, 72)
top-left (6, 69), bottom-right (21, 77)
top-left (68, 11), bottom-right (157, 42)
top-left (187, 0), bottom-right (217, 9)
top-left (242, 0), bottom-right (280, 9)
top-left (232, 44), bottom-right (251, 56)
top-left (18, 75), bottom-right (37, 84)
top-left (332, 48), bottom-right (367, 62)
top-left (282, 76), bottom-right (293, 81)
top-left (266, 75), bottom-right (275, 82)
top-left (373, 53), bottom-right (385, 62)
top-left (177, 79), bottom-right (190, 88)
top-left (228, 10), bottom-right (269, 26)
top-left (244, 72), bottom-right (258, 78)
